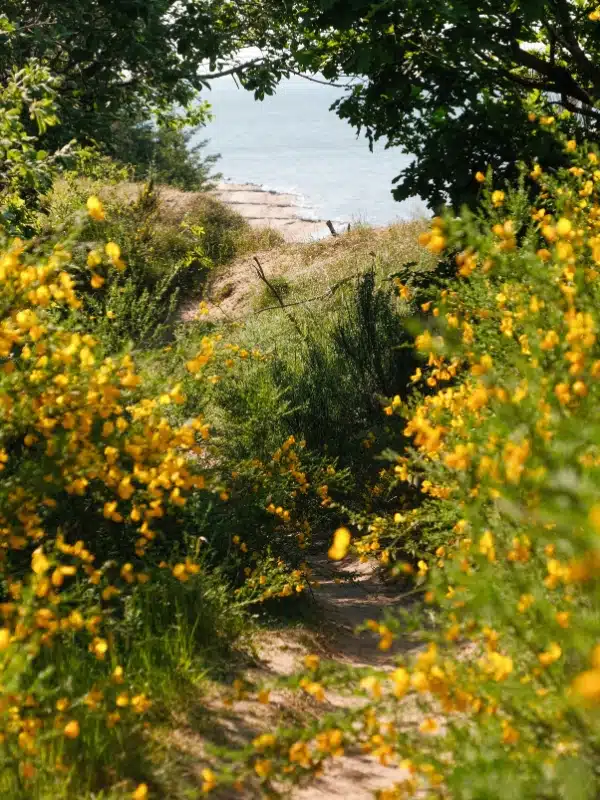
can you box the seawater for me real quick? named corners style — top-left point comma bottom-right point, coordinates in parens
top-left (196, 73), bottom-right (427, 226)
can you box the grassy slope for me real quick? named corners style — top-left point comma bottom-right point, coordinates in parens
top-left (190, 220), bottom-right (431, 324)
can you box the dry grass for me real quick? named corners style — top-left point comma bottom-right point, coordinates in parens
top-left (182, 220), bottom-right (433, 324)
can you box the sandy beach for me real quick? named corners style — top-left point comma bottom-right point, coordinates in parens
top-left (211, 182), bottom-right (339, 241)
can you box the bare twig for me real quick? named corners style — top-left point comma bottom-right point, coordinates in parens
top-left (251, 257), bottom-right (305, 337)
top-left (286, 69), bottom-right (352, 89)
top-left (251, 271), bottom-right (365, 317)
top-left (199, 58), bottom-right (265, 81)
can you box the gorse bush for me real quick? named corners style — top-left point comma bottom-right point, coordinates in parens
top-left (209, 138), bottom-right (600, 798)
top-left (44, 178), bottom-right (268, 353)
top-left (0, 188), bottom-right (330, 796)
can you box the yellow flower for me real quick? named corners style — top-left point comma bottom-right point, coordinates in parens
top-left (63, 720), bottom-right (80, 739)
top-left (31, 548), bottom-right (49, 575)
top-left (573, 668), bottom-right (600, 702)
top-left (131, 694), bottom-right (152, 714)
top-left (87, 249), bottom-right (102, 268)
top-left (360, 675), bottom-right (382, 699)
top-left (172, 563), bottom-right (188, 581)
top-left (304, 654), bottom-right (320, 671)
top-left (112, 665), bottom-right (125, 684)
top-left (419, 717), bottom-right (440, 735)
top-left (201, 768), bottom-right (217, 792)
top-left (566, 139), bottom-right (577, 152)
top-left (303, 681), bottom-right (325, 702)
top-left (491, 190), bottom-right (505, 207)
top-left (479, 530), bottom-right (496, 562)
top-left (391, 667), bottom-right (410, 698)
top-left (328, 527), bottom-right (351, 560)
top-left (105, 241), bottom-right (121, 260)
top-left (427, 234), bottom-right (446, 254)
top-left (556, 611), bottom-right (570, 628)
top-left (132, 784), bottom-right (149, 800)
top-left (556, 217), bottom-right (572, 237)
top-left (90, 637), bottom-right (108, 660)
top-left (258, 689), bottom-right (270, 704)
top-left (252, 733), bottom-right (276, 751)
top-left (475, 171), bottom-right (486, 183)
top-left (86, 196), bottom-right (105, 221)
top-left (90, 272), bottom-right (105, 289)
top-left (254, 759), bottom-right (272, 778)
top-left (539, 642), bottom-right (562, 666)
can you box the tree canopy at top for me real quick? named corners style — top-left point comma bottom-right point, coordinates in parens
top-left (0, 1), bottom-right (274, 147)
top-left (4, 1), bottom-right (600, 208)
top-left (231, 0), bottom-right (600, 208)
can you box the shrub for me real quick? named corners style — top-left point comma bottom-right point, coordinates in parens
top-left (44, 181), bottom-right (214, 351)
top-left (211, 142), bottom-right (600, 799)
top-left (0, 191), bottom-right (315, 797)
top-left (268, 272), bottom-right (419, 463)
top-left (107, 113), bottom-right (222, 192)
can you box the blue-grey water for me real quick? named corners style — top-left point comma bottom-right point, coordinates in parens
top-left (197, 74), bottom-right (427, 226)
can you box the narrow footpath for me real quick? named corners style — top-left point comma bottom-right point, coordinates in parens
top-left (169, 553), bottom-right (416, 799)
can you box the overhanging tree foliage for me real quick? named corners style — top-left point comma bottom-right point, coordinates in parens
top-left (229, 0), bottom-right (600, 209)
top-left (5, 1), bottom-right (600, 205)
top-left (0, 1), bottom-right (274, 186)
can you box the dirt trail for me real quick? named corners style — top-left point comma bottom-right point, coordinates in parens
top-left (287, 555), bottom-right (415, 799)
top-left (170, 554), bottom-right (415, 799)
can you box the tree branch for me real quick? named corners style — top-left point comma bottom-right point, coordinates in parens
top-left (550, 0), bottom-right (600, 92)
top-left (556, 95), bottom-right (600, 123)
top-left (250, 271), bottom-right (364, 317)
top-left (199, 58), bottom-right (265, 81)
top-left (512, 44), bottom-right (593, 106)
top-left (287, 69), bottom-right (351, 89)
top-left (251, 256), bottom-right (305, 337)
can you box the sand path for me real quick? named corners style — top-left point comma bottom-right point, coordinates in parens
top-left (169, 552), bottom-right (415, 799)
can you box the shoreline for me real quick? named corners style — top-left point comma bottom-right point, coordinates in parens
top-left (211, 181), bottom-right (347, 241)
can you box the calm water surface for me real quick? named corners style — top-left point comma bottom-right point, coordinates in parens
top-left (197, 74), bottom-right (426, 226)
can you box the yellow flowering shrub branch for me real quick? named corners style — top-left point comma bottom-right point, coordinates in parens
top-left (211, 143), bottom-right (600, 798)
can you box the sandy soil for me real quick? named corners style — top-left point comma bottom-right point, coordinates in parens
top-left (211, 182), bottom-right (338, 242)
top-left (178, 221), bottom-right (429, 325)
top-left (168, 553), bottom-right (417, 799)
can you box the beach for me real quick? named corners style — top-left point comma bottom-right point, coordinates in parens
top-left (210, 181), bottom-right (336, 241)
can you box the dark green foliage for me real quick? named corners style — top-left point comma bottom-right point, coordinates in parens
top-left (0, 1), bottom-right (258, 150)
top-left (331, 271), bottom-right (417, 400)
top-left (276, 273), bottom-right (417, 457)
top-left (108, 115), bottom-right (222, 191)
top-left (0, 2), bottom-right (251, 189)
top-left (228, 0), bottom-right (595, 209)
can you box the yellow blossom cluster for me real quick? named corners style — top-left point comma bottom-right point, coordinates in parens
top-left (219, 145), bottom-right (600, 798)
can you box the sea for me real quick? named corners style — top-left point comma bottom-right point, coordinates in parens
top-left (196, 72), bottom-right (427, 227)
